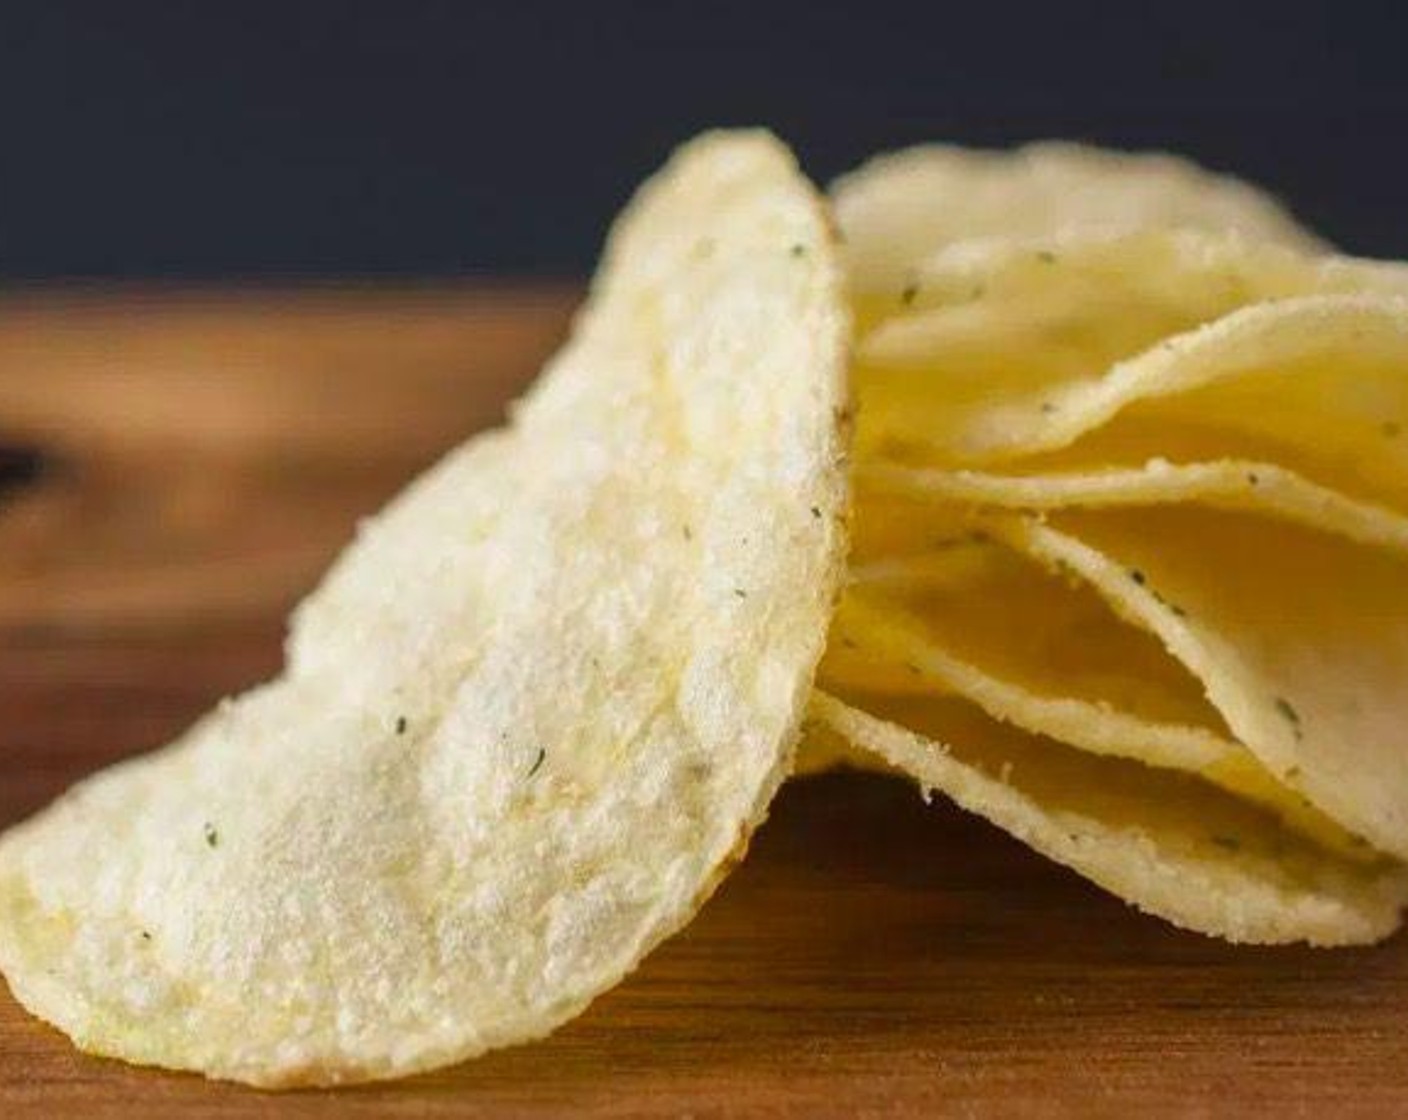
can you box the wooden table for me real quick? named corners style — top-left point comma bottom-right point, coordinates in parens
top-left (1, 287), bottom-right (1405, 1117)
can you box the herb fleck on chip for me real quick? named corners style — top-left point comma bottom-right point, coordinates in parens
top-left (1036, 250), bottom-right (1058, 264)
top-left (395, 716), bottom-right (408, 736)
top-left (790, 243), bottom-right (807, 258)
top-left (526, 748), bottom-right (546, 778)
top-left (1210, 835), bottom-right (1241, 851)
top-left (810, 505), bottom-right (822, 520)
top-left (733, 588), bottom-right (748, 599)
top-left (901, 280), bottom-right (920, 305)
top-left (203, 822), bottom-right (219, 849)
top-left (1129, 569), bottom-right (1147, 586)
top-left (1383, 421), bottom-right (1402, 438)
top-left (1274, 696), bottom-right (1303, 737)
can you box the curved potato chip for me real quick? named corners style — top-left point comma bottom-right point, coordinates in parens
top-left (977, 298), bottom-right (1408, 510)
top-left (987, 509), bottom-right (1408, 861)
top-left (832, 144), bottom-right (1325, 300)
top-left (855, 237), bottom-right (1408, 473)
top-left (830, 560), bottom-right (1223, 731)
top-left (861, 227), bottom-right (1403, 352)
top-left (811, 692), bottom-right (1407, 946)
top-left (849, 548), bottom-right (997, 594)
top-left (0, 131), bottom-right (851, 1086)
top-left (862, 459), bottom-right (1408, 555)
top-left (819, 580), bottom-right (1362, 857)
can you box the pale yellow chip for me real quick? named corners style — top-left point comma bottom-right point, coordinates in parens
top-left (832, 143), bottom-right (1325, 301)
top-left (0, 131), bottom-right (851, 1087)
top-left (819, 565), bottom-right (1363, 857)
top-left (862, 458), bottom-right (1408, 556)
top-left (987, 509), bottom-right (1408, 862)
top-left (830, 556), bottom-right (1225, 733)
top-left (853, 233), bottom-right (1408, 479)
top-left (811, 692), bottom-right (1407, 946)
top-left (826, 153), bottom-right (1408, 946)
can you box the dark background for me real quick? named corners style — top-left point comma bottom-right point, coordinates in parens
top-left (2, 2), bottom-right (1405, 278)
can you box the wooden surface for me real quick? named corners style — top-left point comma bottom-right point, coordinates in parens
top-left (2, 287), bottom-right (1407, 1118)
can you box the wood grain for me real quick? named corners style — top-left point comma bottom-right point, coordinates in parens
top-left (1, 287), bottom-right (1405, 1118)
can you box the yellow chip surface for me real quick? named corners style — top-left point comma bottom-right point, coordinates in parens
top-left (829, 162), bottom-right (1408, 943)
top-left (832, 144), bottom-right (1325, 300)
top-left (862, 458), bottom-right (1408, 555)
top-left (812, 692), bottom-right (1407, 946)
top-left (819, 559), bottom-right (1362, 857)
top-left (854, 234), bottom-right (1408, 470)
top-left (988, 509), bottom-right (1408, 862)
top-left (0, 131), bottom-right (851, 1086)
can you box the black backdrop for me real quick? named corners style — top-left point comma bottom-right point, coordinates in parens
top-left (2, 1), bottom-right (1405, 278)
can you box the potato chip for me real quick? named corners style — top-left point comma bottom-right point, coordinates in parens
top-left (820, 561), bottom-right (1366, 857)
top-left (0, 131), bottom-right (851, 1086)
top-left (832, 144), bottom-right (1326, 301)
top-left (862, 458), bottom-right (1408, 555)
top-left (830, 555), bottom-right (1225, 733)
top-left (823, 152), bottom-right (1408, 945)
top-left (853, 234), bottom-right (1408, 471)
top-left (986, 509), bottom-right (1408, 861)
top-left (811, 692), bottom-right (1408, 946)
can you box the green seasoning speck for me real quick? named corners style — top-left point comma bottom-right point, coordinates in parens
top-left (1132, 571), bottom-right (1188, 618)
top-left (1210, 835), bottom-right (1241, 851)
top-left (1040, 401), bottom-right (1057, 414)
top-left (901, 280), bottom-right (920, 305)
top-left (682, 524), bottom-right (692, 541)
top-left (1246, 472), bottom-right (1260, 486)
top-left (810, 505), bottom-right (822, 519)
top-left (1036, 250), bottom-right (1057, 264)
top-left (1383, 421), bottom-right (1402, 438)
top-left (734, 588), bottom-right (747, 599)
top-left (527, 748), bottom-right (546, 778)
top-left (395, 716), bottom-right (408, 735)
top-left (840, 635), bottom-right (858, 649)
top-left (203, 823), bottom-right (219, 849)
top-left (140, 930), bottom-right (153, 941)
top-left (1275, 696), bottom-right (1303, 736)
top-left (905, 662), bottom-right (922, 675)
top-left (790, 243), bottom-right (807, 258)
